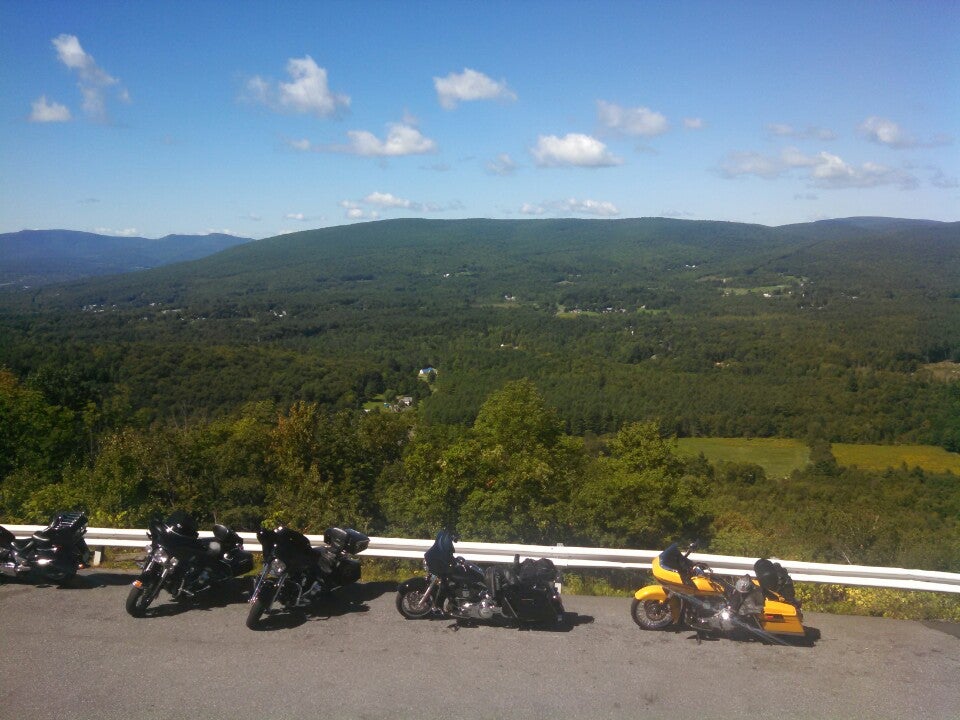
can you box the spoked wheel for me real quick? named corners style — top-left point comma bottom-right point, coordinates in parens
top-left (126, 576), bottom-right (161, 617)
top-left (631, 597), bottom-right (673, 630)
top-left (396, 587), bottom-right (433, 619)
top-left (246, 580), bottom-right (276, 630)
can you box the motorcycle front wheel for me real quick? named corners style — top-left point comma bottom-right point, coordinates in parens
top-left (631, 598), bottom-right (673, 630)
top-left (126, 575), bottom-right (162, 617)
top-left (246, 581), bottom-right (275, 630)
top-left (396, 586), bottom-right (433, 619)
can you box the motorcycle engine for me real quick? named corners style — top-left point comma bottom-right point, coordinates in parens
top-left (450, 592), bottom-right (500, 620)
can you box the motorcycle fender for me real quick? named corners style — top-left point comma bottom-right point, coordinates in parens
top-left (398, 576), bottom-right (430, 594)
top-left (634, 584), bottom-right (681, 622)
top-left (633, 584), bottom-right (669, 602)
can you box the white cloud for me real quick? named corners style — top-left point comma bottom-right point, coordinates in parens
top-left (288, 138), bottom-right (314, 152)
top-left (597, 100), bottom-right (668, 137)
top-left (51, 34), bottom-right (126, 122)
top-left (245, 55), bottom-right (349, 117)
top-left (285, 213), bottom-right (308, 221)
top-left (94, 227), bottom-right (140, 237)
top-left (719, 147), bottom-right (917, 189)
top-left (343, 123), bottom-right (437, 157)
top-left (486, 153), bottom-right (517, 176)
top-left (364, 192), bottom-right (413, 209)
top-left (434, 68), bottom-right (516, 109)
top-left (531, 133), bottom-right (622, 167)
top-left (683, 117), bottom-right (705, 130)
top-left (30, 95), bottom-right (71, 122)
top-left (858, 116), bottom-right (914, 148)
top-left (339, 200), bottom-right (378, 220)
top-left (520, 197), bottom-right (620, 217)
top-left (341, 192), bottom-right (457, 218)
top-left (810, 152), bottom-right (917, 189)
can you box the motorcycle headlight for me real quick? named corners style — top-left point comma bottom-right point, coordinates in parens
top-left (154, 548), bottom-right (170, 565)
top-left (269, 558), bottom-right (286, 575)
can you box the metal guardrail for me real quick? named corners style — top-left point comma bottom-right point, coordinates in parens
top-left (6, 525), bottom-right (960, 594)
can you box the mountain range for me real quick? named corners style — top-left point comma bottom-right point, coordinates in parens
top-left (0, 229), bottom-right (254, 287)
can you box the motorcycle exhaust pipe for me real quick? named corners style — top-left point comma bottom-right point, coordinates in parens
top-left (0, 562), bottom-right (19, 577)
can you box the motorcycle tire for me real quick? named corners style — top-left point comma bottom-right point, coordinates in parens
top-left (246, 581), bottom-right (275, 630)
top-left (126, 576), bottom-right (161, 617)
top-left (631, 597), bottom-right (673, 630)
top-left (396, 587), bottom-right (433, 619)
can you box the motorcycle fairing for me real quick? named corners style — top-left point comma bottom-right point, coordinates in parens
top-left (651, 556), bottom-right (720, 594)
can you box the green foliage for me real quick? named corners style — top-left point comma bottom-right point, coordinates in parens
top-left (1, 218), bottom-right (958, 623)
top-left (572, 422), bottom-right (711, 548)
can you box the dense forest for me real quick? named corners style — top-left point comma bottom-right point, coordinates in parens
top-left (1, 217), bottom-right (958, 575)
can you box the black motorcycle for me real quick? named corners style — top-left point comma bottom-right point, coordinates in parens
top-left (396, 529), bottom-right (565, 627)
top-left (0, 511), bottom-right (92, 584)
top-left (246, 525), bottom-right (369, 629)
top-left (126, 510), bottom-right (254, 617)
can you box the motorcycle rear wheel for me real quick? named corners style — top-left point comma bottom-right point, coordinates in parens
top-left (396, 587), bottom-right (433, 619)
top-left (631, 598), bottom-right (673, 630)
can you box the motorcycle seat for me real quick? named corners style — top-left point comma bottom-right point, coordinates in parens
top-left (12, 538), bottom-right (36, 552)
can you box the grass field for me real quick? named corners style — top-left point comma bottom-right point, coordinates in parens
top-left (832, 444), bottom-right (960, 474)
top-left (676, 437), bottom-right (960, 477)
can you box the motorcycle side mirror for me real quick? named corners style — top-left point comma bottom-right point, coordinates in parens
top-left (684, 540), bottom-right (699, 557)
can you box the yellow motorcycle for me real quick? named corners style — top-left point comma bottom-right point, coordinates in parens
top-left (632, 542), bottom-right (806, 644)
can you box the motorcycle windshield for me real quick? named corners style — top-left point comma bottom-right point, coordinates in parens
top-left (658, 543), bottom-right (685, 572)
top-left (273, 528), bottom-right (314, 570)
top-left (425, 530), bottom-right (455, 575)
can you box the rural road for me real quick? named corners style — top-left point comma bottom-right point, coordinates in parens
top-left (1, 570), bottom-right (958, 720)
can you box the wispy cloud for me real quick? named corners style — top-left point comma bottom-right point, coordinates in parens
top-left (49, 34), bottom-right (128, 122)
top-left (434, 68), bottom-right (516, 109)
top-left (531, 133), bottom-right (622, 167)
top-left (766, 123), bottom-right (836, 141)
top-left (520, 197), bottom-right (620, 217)
top-left (720, 146), bottom-right (918, 189)
top-left (858, 116), bottom-right (914, 148)
top-left (244, 55), bottom-right (349, 117)
top-left (29, 95), bottom-right (71, 123)
top-left (339, 191), bottom-right (458, 219)
top-left (486, 153), bottom-right (518, 176)
top-left (597, 100), bottom-right (668, 137)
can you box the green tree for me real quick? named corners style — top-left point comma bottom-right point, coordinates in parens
top-left (572, 421), bottom-right (712, 548)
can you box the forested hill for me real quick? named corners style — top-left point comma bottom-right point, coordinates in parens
top-left (0, 217), bottom-right (957, 448)
top-left (8, 216), bottom-right (959, 309)
top-left (0, 229), bottom-right (254, 286)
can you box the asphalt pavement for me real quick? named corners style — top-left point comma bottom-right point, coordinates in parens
top-left (1, 570), bottom-right (958, 720)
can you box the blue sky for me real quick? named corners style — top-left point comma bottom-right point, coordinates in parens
top-left (1, 0), bottom-right (957, 239)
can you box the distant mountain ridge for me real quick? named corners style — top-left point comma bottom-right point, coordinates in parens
top-left (0, 229), bottom-right (255, 286)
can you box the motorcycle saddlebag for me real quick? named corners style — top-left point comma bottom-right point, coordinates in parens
top-left (502, 584), bottom-right (558, 622)
top-left (324, 527), bottom-right (370, 555)
top-left (331, 556), bottom-right (361, 586)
